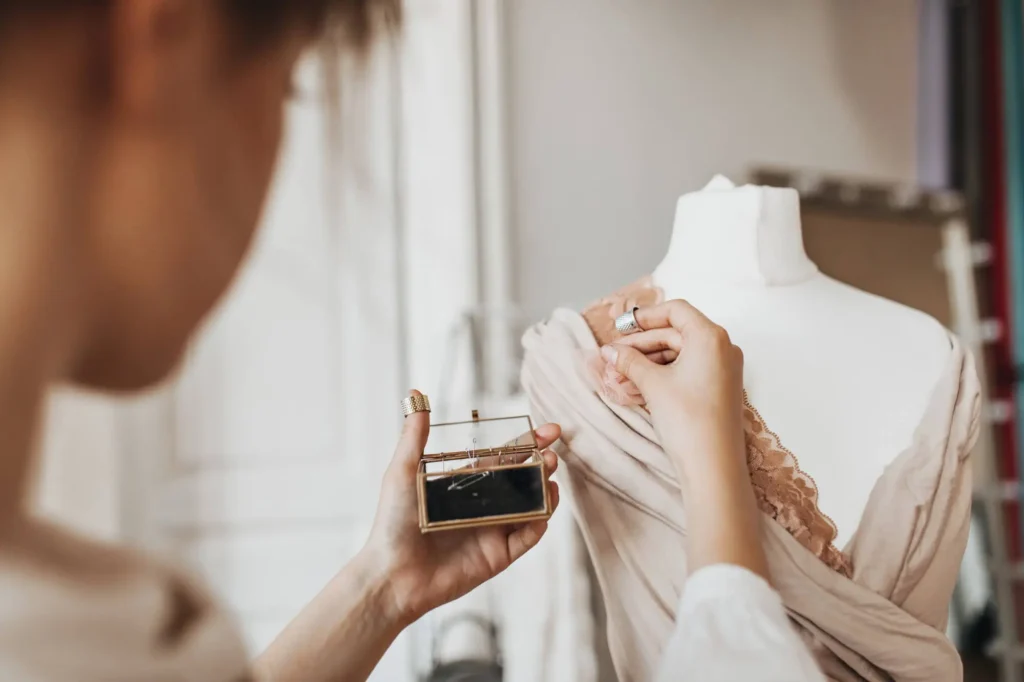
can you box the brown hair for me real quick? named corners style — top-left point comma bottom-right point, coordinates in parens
top-left (0, 0), bottom-right (400, 52)
top-left (223, 0), bottom-right (399, 52)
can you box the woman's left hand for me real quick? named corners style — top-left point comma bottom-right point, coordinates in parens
top-left (362, 391), bottom-right (561, 624)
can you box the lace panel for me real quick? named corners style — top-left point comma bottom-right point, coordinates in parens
top-left (743, 398), bottom-right (852, 577)
top-left (581, 279), bottom-right (853, 577)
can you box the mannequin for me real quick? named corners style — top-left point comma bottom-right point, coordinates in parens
top-left (650, 175), bottom-right (951, 547)
top-left (520, 175), bottom-right (976, 679)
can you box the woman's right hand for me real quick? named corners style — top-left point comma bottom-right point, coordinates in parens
top-left (599, 299), bottom-right (746, 486)
top-left (600, 299), bottom-right (768, 578)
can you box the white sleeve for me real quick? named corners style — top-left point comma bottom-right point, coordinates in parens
top-left (654, 564), bottom-right (825, 682)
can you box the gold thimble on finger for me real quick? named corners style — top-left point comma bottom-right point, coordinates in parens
top-left (401, 393), bottom-right (431, 417)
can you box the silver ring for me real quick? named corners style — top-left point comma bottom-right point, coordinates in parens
top-left (614, 306), bottom-right (643, 335)
top-left (401, 394), bottom-right (431, 417)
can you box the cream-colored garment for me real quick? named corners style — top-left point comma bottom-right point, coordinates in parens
top-left (0, 522), bottom-right (250, 682)
top-left (522, 308), bottom-right (978, 682)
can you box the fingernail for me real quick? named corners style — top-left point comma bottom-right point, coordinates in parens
top-left (600, 345), bottom-right (618, 363)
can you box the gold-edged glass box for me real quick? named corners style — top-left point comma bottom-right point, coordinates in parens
top-left (417, 413), bottom-right (551, 532)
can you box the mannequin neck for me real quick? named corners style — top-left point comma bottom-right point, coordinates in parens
top-left (653, 178), bottom-right (819, 291)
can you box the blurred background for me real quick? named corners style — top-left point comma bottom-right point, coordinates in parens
top-left (26, 1), bottom-right (1024, 680)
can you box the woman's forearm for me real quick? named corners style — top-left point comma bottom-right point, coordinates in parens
top-left (253, 548), bottom-right (409, 682)
top-left (674, 432), bottom-right (770, 582)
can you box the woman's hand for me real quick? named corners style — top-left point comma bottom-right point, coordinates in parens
top-left (601, 299), bottom-right (746, 486)
top-left (601, 300), bottom-right (768, 580)
top-left (256, 399), bottom-right (560, 682)
top-left (363, 394), bottom-right (561, 624)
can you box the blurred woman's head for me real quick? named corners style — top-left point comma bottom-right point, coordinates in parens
top-left (0, 0), bottom-right (394, 390)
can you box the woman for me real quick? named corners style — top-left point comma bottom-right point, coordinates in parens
top-left (0, 1), bottom-right (820, 680)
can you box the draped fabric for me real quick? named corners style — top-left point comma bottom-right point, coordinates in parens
top-left (521, 306), bottom-right (979, 682)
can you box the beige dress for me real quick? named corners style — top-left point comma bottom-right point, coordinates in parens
top-left (0, 521), bottom-right (250, 682)
top-left (521, 280), bottom-right (978, 682)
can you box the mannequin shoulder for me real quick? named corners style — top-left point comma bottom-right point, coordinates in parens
top-left (817, 276), bottom-right (952, 370)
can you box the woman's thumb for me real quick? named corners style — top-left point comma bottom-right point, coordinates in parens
top-left (393, 390), bottom-right (430, 472)
top-left (601, 344), bottom-right (655, 390)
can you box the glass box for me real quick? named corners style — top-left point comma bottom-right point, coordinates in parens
top-left (417, 412), bottom-right (551, 532)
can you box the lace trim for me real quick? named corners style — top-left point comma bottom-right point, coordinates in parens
top-left (581, 278), bottom-right (853, 578)
top-left (742, 395), bottom-right (852, 577)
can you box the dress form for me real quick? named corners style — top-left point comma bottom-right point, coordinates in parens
top-left (651, 176), bottom-right (951, 547)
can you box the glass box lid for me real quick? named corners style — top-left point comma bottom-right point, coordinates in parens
top-left (421, 414), bottom-right (537, 471)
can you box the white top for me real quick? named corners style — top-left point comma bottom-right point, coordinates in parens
top-left (655, 564), bottom-right (824, 682)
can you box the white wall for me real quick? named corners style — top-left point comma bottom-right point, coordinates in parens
top-left (506, 0), bottom-right (919, 320)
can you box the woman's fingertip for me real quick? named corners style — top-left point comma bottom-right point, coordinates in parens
top-left (536, 423), bottom-right (560, 438)
top-left (523, 520), bottom-right (547, 546)
top-left (600, 345), bottom-right (618, 363)
top-left (542, 447), bottom-right (558, 465)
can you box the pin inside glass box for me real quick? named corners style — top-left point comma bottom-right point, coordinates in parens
top-left (418, 411), bottom-right (551, 532)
